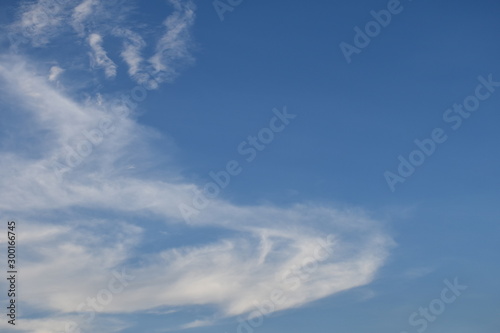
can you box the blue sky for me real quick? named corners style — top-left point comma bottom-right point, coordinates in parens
top-left (0, 0), bottom-right (499, 332)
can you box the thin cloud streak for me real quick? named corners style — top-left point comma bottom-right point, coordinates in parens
top-left (88, 33), bottom-right (117, 79)
top-left (148, 0), bottom-right (196, 88)
top-left (113, 27), bottom-right (148, 84)
top-left (72, 0), bottom-right (99, 36)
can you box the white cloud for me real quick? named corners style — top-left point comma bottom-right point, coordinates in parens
top-left (14, 0), bottom-right (67, 46)
top-left (148, 0), bottom-right (196, 88)
top-left (113, 28), bottom-right (148, 84)
top-left (10, 0), bottom-right (107, 45)
top-left (9, 0), bottom-right (196, 89)
top-left (88, 33), bottom-right (117, 79)
top-left (48, 65), bottom-right (64, 81)
top-left (72, 0), bottom-right (99, 35)
top-left (179, 319), bottom-right (215, 329)
top-left (0, 58), bottom-right (395, 331)
top-left (110, 0), bottom-right (197, 89)
top-left (0, 314), bottom-right (131, 333)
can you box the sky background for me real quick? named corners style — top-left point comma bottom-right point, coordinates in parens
top-left (0, 0), bottom-right (499, 332)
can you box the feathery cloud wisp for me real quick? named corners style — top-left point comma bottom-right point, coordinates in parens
top-left (88, 33), bottom-right (117, 79)
top-left (72, 0), bottom-right (99, 35)
top-left (48, 65), bottom-right (64, 81)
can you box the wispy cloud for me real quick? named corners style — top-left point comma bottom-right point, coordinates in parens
top-left (179, 319), bottom-right (215, 329)
top-left (14, 0), bottom-right (68, 46)
top-left (113, 27), bottom-right (148, 84)
top-left (0, 58), bottom-right (394, 331)
top-left (8, 0), bottom-right (196, 89)
top-left (48, 65), bottom-right (64, 81)
top-left (88, 33), bottom-right (117, 79)
top-left (72, 0), bottom-right (99, 36)
top-left (112, 0), bottom-right (197, 89)
top-left (148, 0), bottom-right (196, 88)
